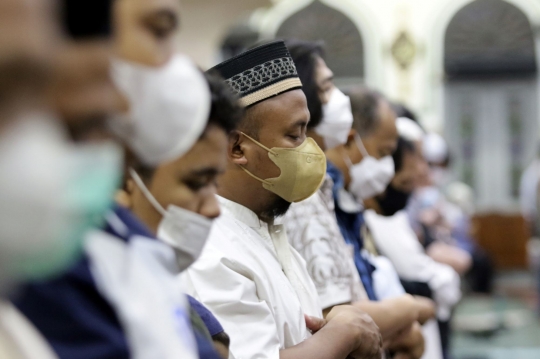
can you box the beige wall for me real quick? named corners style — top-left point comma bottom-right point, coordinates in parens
top-left (176, 0), bottom-right (271, 69)
top-left (177, 0), bottom-right (540, 131)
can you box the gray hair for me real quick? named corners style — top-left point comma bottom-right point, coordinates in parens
top-left (346, 87), bottom-right (385, 137)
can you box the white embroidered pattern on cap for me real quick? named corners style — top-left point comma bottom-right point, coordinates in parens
top-left (225, 57), bottom-right (298, 95)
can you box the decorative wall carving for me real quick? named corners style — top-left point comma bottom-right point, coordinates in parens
top-left (391, 31), bottom-right (417, 70)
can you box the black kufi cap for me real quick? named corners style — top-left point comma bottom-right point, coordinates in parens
top-left (209, 40), bottom-right (302, 107)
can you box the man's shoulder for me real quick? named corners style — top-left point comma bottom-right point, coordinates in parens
top-left (12, 249), bottom-right (129, 359)
top-left (192, 214), bottom-right (256, 272)
top-left (188, 213), bottom-right (283, 285)
top-left (285, 191), bottom-right (328, 232)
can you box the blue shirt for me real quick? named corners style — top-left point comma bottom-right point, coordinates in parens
top-left (327, 161), bottom-right (378, 301)
top-left (13, 205), bottom-right (221, 359)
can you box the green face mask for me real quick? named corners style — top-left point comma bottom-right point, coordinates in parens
top-left (9, 142), bottom-right (123, 281)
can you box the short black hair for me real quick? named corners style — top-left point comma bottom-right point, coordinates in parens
top-left (205, 71), bottom-right (244, 135)
top-left (392, 102), bottom-right (420, 124)
top-left (346, 87), bottom-right (385, 137)
top-left (393, 137), bottom-right (416, 173)
top-left (62, 0), bottom-right (111, 39)
top-left (284, 39), bottom-right (325, 129)
top-left (212, 331), bottom-right (230, 349)
top-left (237, 104), bottom-right (263, 140)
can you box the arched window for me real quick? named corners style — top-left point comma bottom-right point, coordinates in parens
top-left (276, 0), bottom-right (364, 80)
top-left (445, 0), bottom-right (537, 78)
top-left (443, 0), bottom-right (539, 209)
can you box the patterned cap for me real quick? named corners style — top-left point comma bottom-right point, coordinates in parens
top-left (209, 40), bottom-right (302, 107)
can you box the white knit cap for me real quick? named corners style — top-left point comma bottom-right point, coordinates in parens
top-left (396, 117), bottom-right (424, 142)
top-left (423, 132), bottom-right (448, 164)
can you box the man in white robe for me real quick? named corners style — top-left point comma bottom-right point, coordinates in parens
top-left (182, 41), bottom-right (383, 359)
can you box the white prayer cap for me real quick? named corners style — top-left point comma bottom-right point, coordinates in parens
top-left (396, 117), bottom-right (424, 142)
top-left (423, 132), bottom-right (448, 164)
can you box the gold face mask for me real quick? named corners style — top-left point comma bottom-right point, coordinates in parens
top-left (240, 132), bottom-right (327, 203)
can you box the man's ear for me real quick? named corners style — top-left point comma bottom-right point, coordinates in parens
top-left (115, 178), bottom-right (136, 209)
top-left (229, 130), bottom-right (248, 165)
top-left (344, 129), bottom-right (357, 150)
top-left (126, 178), bottom-right (136, 195)
top-left (344, 129), bottom-right (363, 164)
top-left (115, 189), bottom-right (133, 209)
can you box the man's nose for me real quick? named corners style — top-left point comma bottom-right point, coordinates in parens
top-left (199, 192), bottom-right (221, 220)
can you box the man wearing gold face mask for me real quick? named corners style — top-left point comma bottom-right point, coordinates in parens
top-left (182, 41), bottom-right (383, 359)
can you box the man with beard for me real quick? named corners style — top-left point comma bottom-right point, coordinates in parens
top-left (182, 41), bottom-right (383, 359)
top-left (360, 118), bottom-right (461, 359)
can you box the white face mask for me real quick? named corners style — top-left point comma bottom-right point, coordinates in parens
top-left (316, 88), bottom-right (353, 149)
top-left (129, 169), bottom-right (213, 271)
top-left (0, 114), bottom-right (122, 289)
top-left (345, 135), bottom-right (395, 201)
top-left (111, 54), bottom-right (211, 166)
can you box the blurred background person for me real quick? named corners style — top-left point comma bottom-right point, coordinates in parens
top-left (356, 117), bottom-right (461, 359)
top-left (320, 84), bottom-right (444, 359)
top-left (283, 40), bottom-right (430, 359)
top-left (408, 132), bottom-right (494, 294)
top-left (0, 0), bottom-right (64, 357)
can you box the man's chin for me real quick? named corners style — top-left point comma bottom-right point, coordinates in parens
top-left (260, 195), bottom-right (291, 222)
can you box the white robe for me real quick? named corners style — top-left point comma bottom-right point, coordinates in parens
top-left (182, 196), bottom-right (322, 359)
top-left (364, 209), bottom-right (461, 321)
top-left (0, 300), bottom-right (57, 359)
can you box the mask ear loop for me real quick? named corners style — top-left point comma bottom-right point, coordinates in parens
top-left (340, 147), bottom-right (354, 171)
top-left (354, 134), bottom-right (370, 158)
top-left (240, 132), bottom-right (278, 156)
top-left (128, 168), bottom-right (167, 216)
top-left (239, 166), bottom-right (274, 187)
top-left (238, 132), bottom-right (276, 187)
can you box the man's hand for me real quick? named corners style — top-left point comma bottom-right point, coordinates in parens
top-left (325, 305), bottom-right (383, 359)
top-left (388, 322), bottom-right (425, 359)
top-left (282, 307), bottom-right (382, 359)
top-left (414, 296), bottom-right (436, 325)
top-left (355, 294), bottom-right (420, 341)
top-left (305, 314), bottom-right (327, 334)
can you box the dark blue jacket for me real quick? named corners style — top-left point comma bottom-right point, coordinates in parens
top-left (13, 205), bottom-right (221, 359)
top-left (327, 161), bottom-right (378, 301)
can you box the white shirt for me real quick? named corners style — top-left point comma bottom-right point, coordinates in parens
top-left (363, 210), bottom-right (461, 321)
top-left (369, 255), bottom-right (406, 300)
top-left (85, 216), bottom-right (197, 359)
top-left (0, 300), bottom-right (57, 359)
top-left (182, 196), bottom-right (322, 359)
top-left (284, 178), bottom-right (367, 310)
